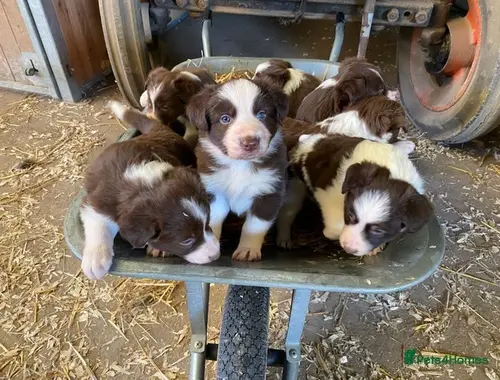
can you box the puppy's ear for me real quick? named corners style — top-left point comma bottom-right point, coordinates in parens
top-left (341, 162), bottom-right (390, 194)
top-left (334, 77), bottom-right (366, 113)
top-left (117, 201), bottom-right (159, 248)
top-left (254, 78), bottom-right (289, 122)
top-left (145, 66), bottom-right (170, 89)
top-left (403, 194), bottom-right (433, 233)
top-left (174, 72), bottom-right (203, 101)
top-left (268, 59), bottom-right (293, 69)
top-left (186, 85), bottom-right (218, 131)
top-left (108, 101), bottom-right (160, 134)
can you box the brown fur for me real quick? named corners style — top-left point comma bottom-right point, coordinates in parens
top-left (296, 57), bottom-right (387, 123)
top-left (186, 78), bottom-right (289, 261)
top-left (346, 95), bottom-right (407, 142)
top-left (291, 135), bottom-right (363, 190)
top-left (83, 111), bottom-right (210, 257)
top-left (142, 66), bottom-right (215, 135)
top-left (342, 162), bottom-right (433, 248)
top-left (254, 59), bottom-right (321, 118)
top-left (281, 117), bottom-right (322, 153)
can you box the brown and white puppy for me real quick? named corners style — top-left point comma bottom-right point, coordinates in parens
top-left (187, 78), bottom-right (289, 261)
top-left (80, 102), bottom-right (220, 280)
top-left (276, 134), bottom-right (432, 255)
top-left (140, 66), bottom-right (215, 145)
top-left (253, 59), bottom-right (321, 118)
top-left (281, 95), bottom-right (407, 153)
top-left (296, 57), bottom-right (388, 123)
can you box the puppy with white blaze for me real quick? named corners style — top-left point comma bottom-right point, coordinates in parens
top-left (277, 134), bottom-right (433, 256)
top-left (80, 102), bottom-right (220, 280)
top-left (187, 78), bottom-right (289, 261)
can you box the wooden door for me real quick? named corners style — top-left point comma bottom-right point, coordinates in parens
top-left (0, 0), bottom-right (59, 98)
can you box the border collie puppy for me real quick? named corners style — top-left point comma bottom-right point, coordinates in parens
top-left (187, 78), bottom-right (289, 261)
top-left (253, 59), bottom-right (321, 118)
top-left (140, 66), bottom-right (215, 146)
top-left (80, 102), bottom-right (220, 280)
top-left (281, 94), bottom-right (407, 152)
top-left (276, 134), bottom-right (432, 255)
top-left (296, 57), bottom-right (388, 123)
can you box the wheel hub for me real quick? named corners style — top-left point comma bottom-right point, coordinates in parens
top-left (408, 0), bottom-right (481, 112)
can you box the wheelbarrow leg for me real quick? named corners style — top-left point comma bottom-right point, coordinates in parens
top-left (357, 0), bottom-right (376, 58)
top-left (186, 281), bottom-right (210, 380)
top-left (283, 289), bottom-right (311, 380)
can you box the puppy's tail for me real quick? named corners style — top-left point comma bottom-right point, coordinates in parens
top-left (108, 101), bottom-right (160, 134)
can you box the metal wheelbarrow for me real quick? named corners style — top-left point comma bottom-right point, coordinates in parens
top-left (64, 56), bottom-right (445, 380)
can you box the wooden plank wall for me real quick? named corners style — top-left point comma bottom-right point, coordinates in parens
top-left (0, 0), bottom-right (35, 84)
top-left (51, 0), bottom-right (109, 86)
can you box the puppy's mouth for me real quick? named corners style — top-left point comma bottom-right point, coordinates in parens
top-left (223, 123), bottom-right (271, 160)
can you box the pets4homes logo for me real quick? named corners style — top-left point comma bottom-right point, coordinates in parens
top-left (403, 348), bottom-right (488, 366)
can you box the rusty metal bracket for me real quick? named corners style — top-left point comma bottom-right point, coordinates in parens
top-left (357, 0), bottom-right (376, 58)
top-left (156, 0), bottom-right (442, 28)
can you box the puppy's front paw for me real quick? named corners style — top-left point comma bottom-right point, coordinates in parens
top-left (146, 246), bottom-right (173, 258)
top-left (82, 244), bottom-right (113, 280)
top-left (232, 247), bottom-right (262, 262)
top-left (323, 226), bottom-right (342, 241)
top-left (367, 243), bottom-right (387, 256)
top-left (276, 233), bottom-right (293, 249)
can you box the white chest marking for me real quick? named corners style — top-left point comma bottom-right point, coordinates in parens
top-left (202, 160), bottom-right (279, 215)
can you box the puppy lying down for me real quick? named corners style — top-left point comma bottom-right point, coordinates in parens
top-left (277, 133), bottom-right (432, 256)
top-left (296, 57), bottom-right (389, 124)
top-left (80, 102), bottom-right (219, 280)
top-left (281, 94), bottom-right (407, 152)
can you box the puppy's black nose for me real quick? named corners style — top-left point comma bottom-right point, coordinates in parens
top-left (240, 136), bottom-right (260, 152)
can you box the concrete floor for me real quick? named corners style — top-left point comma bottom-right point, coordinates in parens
top-left (0, 13), bottom-right (500, 380)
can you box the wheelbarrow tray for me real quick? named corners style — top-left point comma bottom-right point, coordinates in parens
top-left (64, 57), bottom-right (445, 293)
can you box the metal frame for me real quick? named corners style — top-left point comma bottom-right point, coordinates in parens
top-left (283, 289), bottom-right (311, 380)
top-left (184, 283), bottom-right (311, 380)
top-left (160, 0), bottom-right (442, 27)
top-left (22, 0), bottom-right (83, 101)
top-left (186, 282), bottom-right (210, 380)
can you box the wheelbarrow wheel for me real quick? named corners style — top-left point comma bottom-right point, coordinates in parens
top-left (99, 0), bottom-right (151, 108)
top-left (397, 0), bottom-right (500, 143)
top-left (216, 285), bottom-right (270, 380)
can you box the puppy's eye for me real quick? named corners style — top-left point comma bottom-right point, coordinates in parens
top-left (256, 111), bottom-right (266, 121)
top-left (220, 115), bottom-right (232, 124)
top-left (180, 237), bottom-right (195, 247)
top-left (369, 225), bottom-right (385, 235)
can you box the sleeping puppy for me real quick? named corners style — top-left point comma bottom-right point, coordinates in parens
top-left (296, 57), bottom-right (388, 123)
top-left (281, 94), bottom-right (406, 152)
top-left (80, 102), bottom-right (220, 280)
top-left (253, 59), bottom-right (321, 118)
top-left (187, 78), bottom-right (289, 261)
top-left (276, 134), bottom-right (432, 255)
top-left (140, 66), bottom-right (216, 146)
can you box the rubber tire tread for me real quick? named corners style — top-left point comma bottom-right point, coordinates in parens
top-left (216, 285), bottom-right (270, 380)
